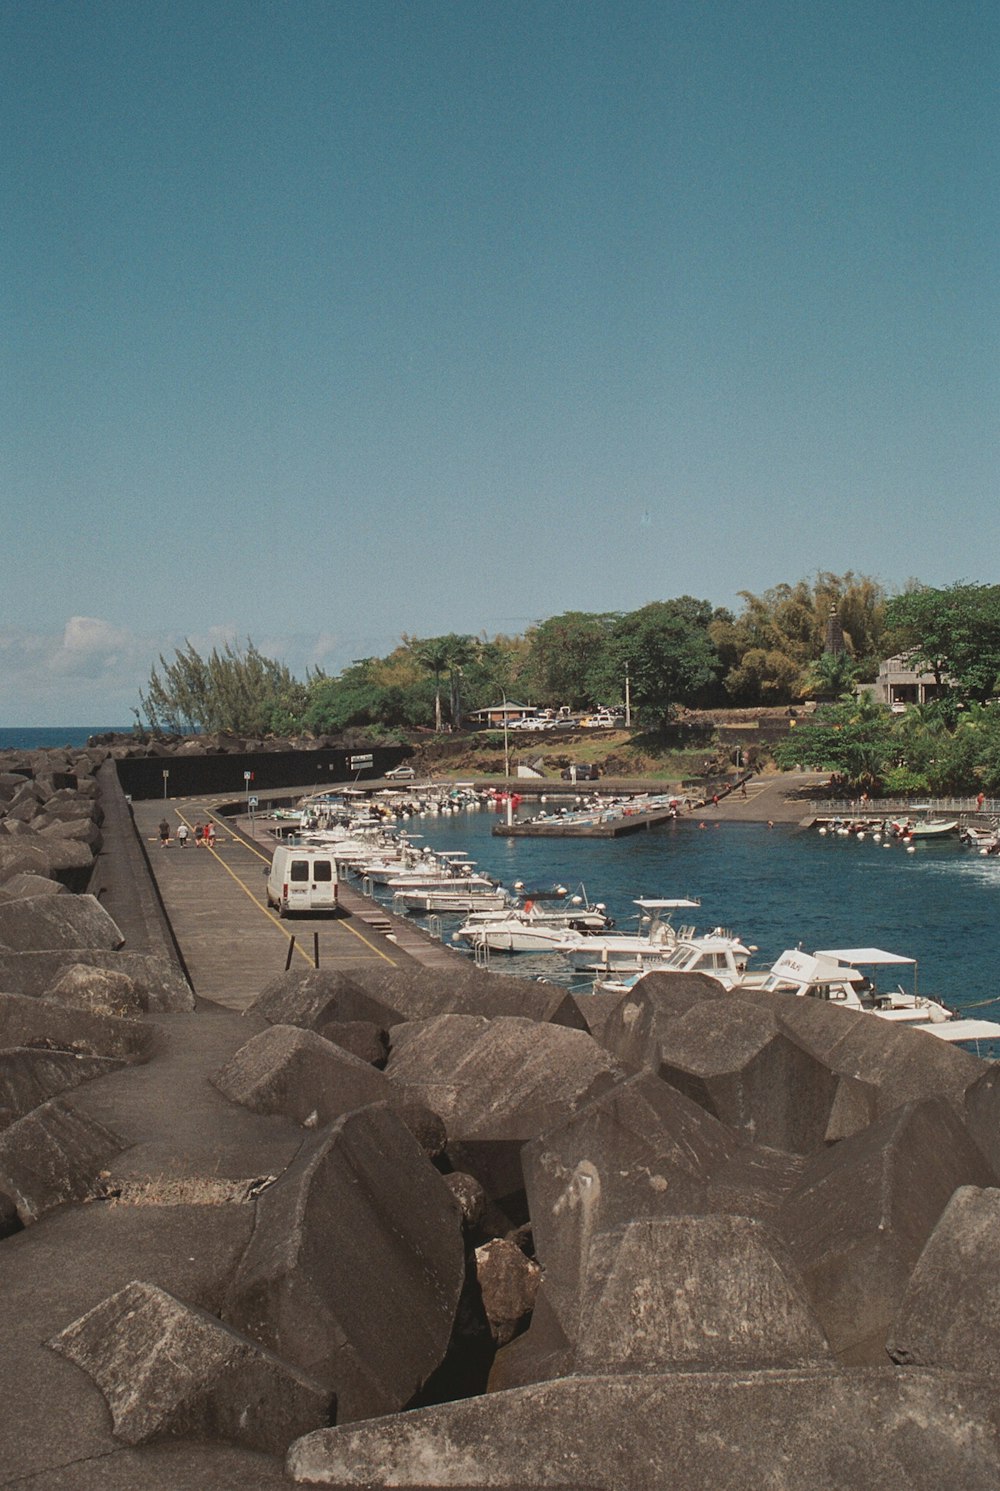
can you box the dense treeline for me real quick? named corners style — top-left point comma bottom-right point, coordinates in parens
top-left (139, 572), bottom-right (890, 737)
top-left (137, 580), bottom-right (1000, 795)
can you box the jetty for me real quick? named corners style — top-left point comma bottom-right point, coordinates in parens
top-left (3, 746), bottom-right (1000, 1488)
top-left (493, 798), bottom-right (683, 837)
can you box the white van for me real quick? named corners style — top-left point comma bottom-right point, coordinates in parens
top-left (265, 846), bottom-right (340, 917)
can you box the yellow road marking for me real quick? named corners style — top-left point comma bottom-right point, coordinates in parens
top-left (171, 809), bottom-right (397, 966)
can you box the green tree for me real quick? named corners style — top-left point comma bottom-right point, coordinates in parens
top-left (799, 651), bottom-right (859, 700)
top-left (885, 583), bottom-right (1000, 704)
top-left (405, 634), bottom-right (479, 730)
top-left (772, 696), bottom-right (895, 791)
top-left (610, 598), bottom-right (722, 723)
top-left (523, 612), bottom-right (620, 708)
top-left (139, 640), bottom-right (307, 737)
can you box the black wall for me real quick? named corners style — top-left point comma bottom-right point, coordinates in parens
top-left (115, 748), bottom-right (404, 801)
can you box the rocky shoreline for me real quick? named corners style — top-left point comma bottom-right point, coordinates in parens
top-left (2, 745), bottom-right (1000, 1487)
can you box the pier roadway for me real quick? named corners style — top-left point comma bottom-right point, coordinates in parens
top-left (130, 798), bottom-right (415, 1010)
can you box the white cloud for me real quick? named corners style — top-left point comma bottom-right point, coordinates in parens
top-left (0, 619), bottom-right (359, 725)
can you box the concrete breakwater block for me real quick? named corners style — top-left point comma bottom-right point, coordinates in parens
top-left (961, 1064), bottom-right (1000, 1178)
top-left (47, 963), bottom-right (144, 1018)
top-left (49, 1279), bottom-right (331, 1455)
top-left (222, 1103), bottom-right (464, 1424)
top-left (0, 834), bottom-right (94, 886)
top-left (386, 1014), bottom-right (624, 1213)
top-left (638, 999), bottom-right (840, 1155)
top-left (251, 969), bottom-right (400, 1032)
top-left (0, 1095), bottom-right (123, 1224)
top-left (888, 1186), bottom-right (1000, 1373)
top-left (211, 1024), bottom-right (443, 1148)
top-left (739, 985), bottom-right (987, 1119)
top-left (0, 872), bottom-right (67, 901)
top-left (524, 1073), bottom-right (736, 1341)
top-left (386, 1015), bottom-right (623, 1140)
top-left (600, 971), bottom-right (733, 1071)
top-left (522, 1073), bottom-right (739, 1346)
top-left (0, 991), bottom-right (154, 1062)
top-left (0, 1046), bottom-right (124, 1130)
top-left (778, 1096), bottom-right (994, 1364)
top-left (286, 1368), bottom-right (1000, 1489)
top-left (574, 1215), bottom-right (830, 1373)
top-left (0, 893), bottom-right (124, 952)
top-left (0, 949), bottom-right (194, 1011)
top-left (344, 963), bottom-right (588, 1031)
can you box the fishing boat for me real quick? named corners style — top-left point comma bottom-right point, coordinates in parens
top-left (889, 816), bottom-right (960, 839)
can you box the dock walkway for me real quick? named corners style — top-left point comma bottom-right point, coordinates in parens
top-left (130, 798), bottom-right (462, 1010)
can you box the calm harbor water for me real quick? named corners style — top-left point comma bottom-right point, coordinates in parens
top-left (370, 804), bottom-right (1000, 1029)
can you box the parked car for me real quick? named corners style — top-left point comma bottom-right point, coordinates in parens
top-left (385, 765), bottom-right (416, 781)
top-left (561, 764), bottom-right (600, 781)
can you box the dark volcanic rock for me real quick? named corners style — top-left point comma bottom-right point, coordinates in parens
top-left (50, 1280), bottom-right (331, 1455)
top-left (222, 1104), bottom-right (464, 1423)
top-left (287, 1369), bottom-right (1000, 1490)
top-left (473, 1237), bottom-right (541, 1347)
top-left (778, 1096), bottom-right (994, 1363)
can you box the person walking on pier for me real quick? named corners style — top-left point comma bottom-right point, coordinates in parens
top-left (158, 819), bottom-right (170, 848)
top-left (177, 823), bottom-right (189, 847)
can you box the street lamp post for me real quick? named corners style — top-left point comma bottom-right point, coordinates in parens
top-left (501, 690), bottom-right (510, 779)
top-left (625, 664), bottom-right (631, 728)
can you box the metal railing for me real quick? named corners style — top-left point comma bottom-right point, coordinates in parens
top-left (814, 796), bottom-right (995, 818)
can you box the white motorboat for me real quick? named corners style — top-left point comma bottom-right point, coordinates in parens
top-left (453, 896), bottom-right (613, 953)
top-left (553, 898), bottom-right (701, 971)
top-left (764, 947), bottom-right (1000, 1043)
top-left (393, 884), bottom-right (512, 914)
top-left (593, 927), bottom-right (762, 993)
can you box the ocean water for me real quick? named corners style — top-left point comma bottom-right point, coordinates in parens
top-left (0, 727), bottom-right (132, 752)
top-left (365, 805), bottom-right (1000, 1034)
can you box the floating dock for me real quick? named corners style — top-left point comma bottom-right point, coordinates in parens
top-left (493, 803), bottom-right (682, 838)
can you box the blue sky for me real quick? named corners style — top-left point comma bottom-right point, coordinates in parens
top-left (3, 0), bottom-right (997, 723)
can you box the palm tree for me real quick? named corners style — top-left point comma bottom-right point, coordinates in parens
top-left (407, 634), bottom-right (478, 731)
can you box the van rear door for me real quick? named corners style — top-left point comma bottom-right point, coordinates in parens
top-left (308, 856), bottom-right (338, 910)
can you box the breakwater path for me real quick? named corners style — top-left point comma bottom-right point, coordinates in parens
top-left (128, 800), bottom-right (457, 1008)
